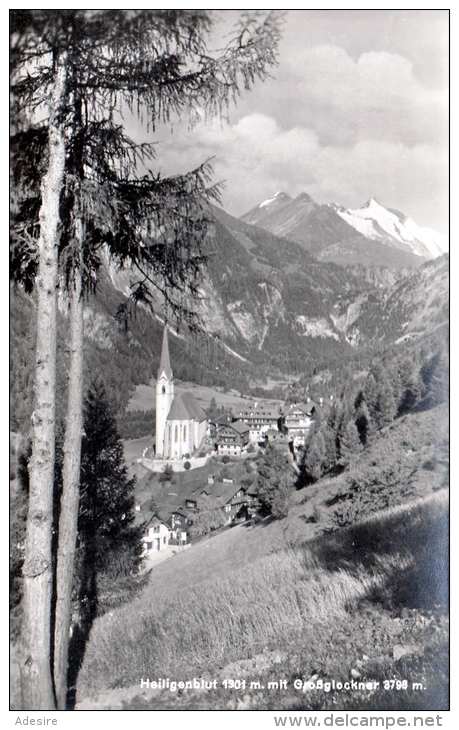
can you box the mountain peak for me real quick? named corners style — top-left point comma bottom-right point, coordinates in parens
top-left (337, 198), bottom-right (446, 259)
top-left (295, 192), bottom-right (313, 203)
top-left (363, 197), bottom-right (383, 209)
top-left (258, 191), bottom-right (291, 209)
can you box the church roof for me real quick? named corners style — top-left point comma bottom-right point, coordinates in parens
top-left (167, 391), bottom-right (207, 422)
top-left (158, 326), bottom-right (173, 380)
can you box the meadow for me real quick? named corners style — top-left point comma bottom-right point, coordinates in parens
top-left (77, 490), bottom-right (448, 710)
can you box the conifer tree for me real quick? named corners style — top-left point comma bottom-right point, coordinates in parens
top-left (420, 349), bottom-right (449, 409)
top-left (77, 381), bottom-right (142, 595)
top-left (397, 356), bottom-right (423, 415)
top-left (11, 9), bottom-right (283, 708)
top-left (320, 422), bottom-right (338, 472)
top-left (270, 473), bottom-right (293, 519)
top-left (256, 444), bottom-right (293, 515)
top-left (373, 376), bottom-right (397, 429)
top-left (302, 430), bottom-right (326, 482)
top-left (364, 366), bottom-right (396, 430)
top-left (355, 399), bottom-right (372, 445)
top-left (363, 372), bottom-right (378, 416)
top-left (338, 420), bottom-right (363, 467)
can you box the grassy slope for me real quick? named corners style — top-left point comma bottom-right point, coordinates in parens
top-left (77, 405), bottom-right (449, 710)
top-left (127, 378), bottom-right (281, 413)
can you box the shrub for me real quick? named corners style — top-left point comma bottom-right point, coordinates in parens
top-left (159, 463), bottom-right (174, 482)
top-left (221, 455), bottom-right (230, 464)
top-left (219, 465), bottom-right (231, 480)
top-left (188, 508), bottom-right (227, 538)
top-left (184, 461), bottom-right (191, 471)
top-left (247, 443), bottom-right (255, 453)
top-left (184, 453), bottom-right (191, 459)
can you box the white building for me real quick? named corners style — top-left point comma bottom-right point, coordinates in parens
top-left (142, 516), bottom-right (171, 553)
top-left (284, 403), bottom-right (315, 446)
top-left (237, 403), bottom-right (280, 443)
top-left (155, 327), bottom-right (208, 459)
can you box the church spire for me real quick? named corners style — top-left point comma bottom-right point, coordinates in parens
top-left (158, 325), bottom-right (173, 380)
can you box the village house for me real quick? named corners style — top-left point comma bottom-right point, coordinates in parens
top-left (223, 484), bottom-right (258, 522)
top-left (264, 427), bottom-right (287, 443)
top-left (216, 420), bottom-right (250, 455)
top-left (237, 403), bottom-right (281, 443)
top-left (284, 402), bottom-right (315, 447)
top-left (169, 511), bottom-right (190, 545)
top-left (198, 480), bottom-right (258, 524)
top-left (141, 514), bottom-right (171, 554)
top-left (208, 413), bottom-right (233, 441)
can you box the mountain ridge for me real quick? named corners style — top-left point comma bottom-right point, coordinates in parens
top-left (241, 191), bottom-right (446, 269)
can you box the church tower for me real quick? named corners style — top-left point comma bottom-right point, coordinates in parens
top-left (155, 326), bottom-right (174, 457)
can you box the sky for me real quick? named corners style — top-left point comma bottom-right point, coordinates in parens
top-left (129, 10), bottom-right (449, 235)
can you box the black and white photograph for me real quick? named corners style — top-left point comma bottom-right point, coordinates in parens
top-left (9, 7), bottom-right (450, 718)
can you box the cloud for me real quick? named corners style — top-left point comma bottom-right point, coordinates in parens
top-left (152, 111), bottom-right (447, 233)
top-left (124, 35), bottom-right (447, 234)
top-left (232, 43), bottom-right (447, 149)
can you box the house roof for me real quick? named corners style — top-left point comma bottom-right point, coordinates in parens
top-left (167, 391), bottom-right (207, 422)
top-left (197, 481), bottom-right (245, 509)
top-left (152, 476), bottom-right (206, 518)
top-left (221, 420), bottom-right (250, 435)
top-left (137, 510), bottom-right (170, 530)
top-left (238, 405), bottom-right (280, 420)
top-left (285, 402), bottom-right (316, 417)
top-left (158, 326), bottom-right (173, 380)
top-left (211, 414), bottom-right (233, 426)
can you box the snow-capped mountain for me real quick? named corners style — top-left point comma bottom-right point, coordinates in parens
top-left (259, 191), bottom-right (291, 209)
top-left (242, 192), bottom-right (447, 270)
top-left (332, 198), bottom-right (447, 259)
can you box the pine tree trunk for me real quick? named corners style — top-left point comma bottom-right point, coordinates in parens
top-left (53, 223), bottom-right (84, 710)
top-left (21, 54), bottom-right (67, 710)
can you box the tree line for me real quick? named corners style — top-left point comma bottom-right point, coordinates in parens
top-left (300, 337), bottom-right (448, 486)
top-left (253, 332), bottom-right (448, 517)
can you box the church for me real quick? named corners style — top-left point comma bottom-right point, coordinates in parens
top-left (155, 326), bottom-right (208, 460)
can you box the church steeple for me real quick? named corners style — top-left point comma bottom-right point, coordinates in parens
top-left (158, 325), bottom-right (173, 380)
top-left (155, 325), bottom-right (174, 458)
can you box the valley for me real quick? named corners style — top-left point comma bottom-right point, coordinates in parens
top-left (9, 176), bottom-right (449, 718)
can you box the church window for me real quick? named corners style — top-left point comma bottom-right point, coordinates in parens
top-left (162, 385), bottom-right (166, 394)
top-left (183, 425), bottom-right (187, 441)
top-left (174, 425), bottom-right (178, 442)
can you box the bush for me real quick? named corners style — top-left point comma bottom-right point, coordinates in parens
top-left (184, 461), bottom-right (191, 471)
top-left (219, 465), bottom-right (231, 480)
top-left (159, 463), bottom-right (174, 482)
top-left (184, 453), bottom-right (191, 459)
top-left (188, 508), bottom-right (227, 538)
top-left (247, 443), bottom-right (255, 453)
top-left (221, 455), bottom-right (230, 464)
